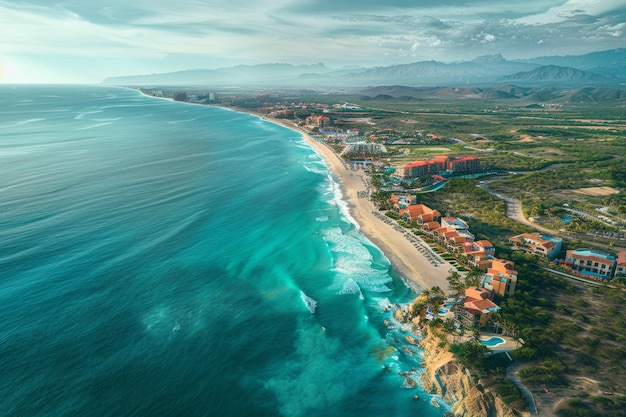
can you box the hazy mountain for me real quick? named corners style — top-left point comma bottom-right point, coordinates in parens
top-left (501, 65), bottom-right (614, 82)
top-left (523, 48), bottom-right (626, 70)
top-left (102, 49), bottom-right (626, 87)
top-left (343, 54), bottom-right (538, 84)
top-left (358, 84), bottom-right (626, 104)
top-left (102, 63), bottom-right (332, 86)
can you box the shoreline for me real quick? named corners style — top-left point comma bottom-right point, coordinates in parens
top-left (127, 86), bottom-right (453, 294)
top-left (228, 107), bottom-right (456, 294)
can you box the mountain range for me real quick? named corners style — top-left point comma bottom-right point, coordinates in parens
top-left (357, 85), bottom-right (626, 104)
top-left (102, 49), bottom-right (626, 88)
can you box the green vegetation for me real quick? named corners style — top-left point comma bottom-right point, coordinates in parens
top-left (354, 96), bottom-right (626, 416)
top-left (223, 89), bottom-right (626, 416)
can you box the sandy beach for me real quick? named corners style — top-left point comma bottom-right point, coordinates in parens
top-left (252, 113), bottom-right (455, 294)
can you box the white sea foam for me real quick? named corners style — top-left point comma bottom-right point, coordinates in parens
top-left (375, 297), bottom-right (394, 312)
top-left (324, 227), bottom-right (392, 294)
top-left (73, 122), bottom-right (113, 130)
top-left (92, 117), bottom-right (121, 122)
top-left (337, 278), bottom-right (364, 299)
top-left (167, 118), bottom-right (198, 124)
top-left (299, 162), bottom-right (326, 175)
top-left (323, 227), bottom-right (371, 259)
top-left (74, 110), bottom-right (103, 120)
top-left (300, 291), bottom-right (318, 314)
top-left (0, 118), bottom-right (46, 128)
top-left (326, 175), bottom-right (359, 229)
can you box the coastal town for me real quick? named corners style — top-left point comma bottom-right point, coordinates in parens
top-left (143, 88), bottom-right (626, 417)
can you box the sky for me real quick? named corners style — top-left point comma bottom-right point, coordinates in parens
top-left (1, 0), bottom-right (625, 83)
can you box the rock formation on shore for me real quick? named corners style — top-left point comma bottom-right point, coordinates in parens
top-left (418, 328), bottom-right (520, 417)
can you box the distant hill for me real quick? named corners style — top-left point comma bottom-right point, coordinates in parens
top-left (102, 49), bottom-right (626, 87)
top-left (520, 49), bottom-right (626, 81)
top-left (523, 48), bottom-right (626, 70)
top-left (102, 63), bottom-right (332, 86)
top-left (358, 84), bottom-right (626, 104)
top-left (501, 65), bottom-right (614, 82)
top-left (342, 54), bottom-right (538, 84)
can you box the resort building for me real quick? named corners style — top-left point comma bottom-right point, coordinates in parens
top-left (446, 156), bottom-right (481, 173)
top-left (481, 259), bottom-right (518, 297)
top-left (434, 227), bottom-right (466, 249)
top-left (616, 251), bottom-right (626, 278)
top-left (452, 287), bottom-right (500, 329)
top-left (390, 194), bottom-right (417, 209)
top-left (305, 114), bottom-right (330, 128)
top-left (509, 232), bottom-right (563, 259)
top-left (563, 249), bottom-right (617, 281)
top-left (341, 142), bottom-right (387, 156)
top-left (399, 204), bottom-right (441, 225)
top-left (440, 217), bottom-right (474, 242)
top-left (422, 221), bottom-right (441, 233)
top-left (395, 160), bottom-right (439, 179)
top-left (394, 155), bottom-right (480, 179)
top-left (460, 240), bottom-right (496, 269)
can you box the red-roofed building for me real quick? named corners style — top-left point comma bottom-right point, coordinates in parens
top-left (305, 114), bottom-right (330, 128)
top-left (395, 161), bottom-right (431, 178)
top-left (460, 240), bottom-right (496, 268)
top-left (421, 221), bottom-right (441, 233)
top-left (447, 156), bottom-right (480, 173)
top-left (399, 204), bottom-right (441, 225)
top-left (452, 286), bottom-right (500, 328)
top-left (482, 259), bottom-right (518, 297)
top-left (617, 251), bottom-right (626, 278)
top-left (394, 155), bottom-right (480, 179)
top-left (509, 232), bottom-right (563, 259)
top-left (389, 193), bottom-right (417, 210)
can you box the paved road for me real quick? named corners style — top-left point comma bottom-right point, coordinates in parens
top-left (478, 179), bottom-right (626, 251)
top-left (506, 363), bottom-right (539, 415)
top-left (477, 179), bottom-right (555, 235)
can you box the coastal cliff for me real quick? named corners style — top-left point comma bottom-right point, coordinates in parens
top-left (418, 327), bottom-right (521, 417)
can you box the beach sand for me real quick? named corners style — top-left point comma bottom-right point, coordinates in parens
top-left (256, 115), bottom-right (455, 294)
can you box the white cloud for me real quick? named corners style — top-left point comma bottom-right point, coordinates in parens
top-left (512, 0), bottom-right (625, 25)
top-left (0, 0), bottom-right (624, 83)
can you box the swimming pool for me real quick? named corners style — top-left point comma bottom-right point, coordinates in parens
top-left (479, 336), bottom-right (506, 347)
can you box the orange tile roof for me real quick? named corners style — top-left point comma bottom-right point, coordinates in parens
top-left (468, 298), bottom-right (498, 311)
top-left (476, 240), bottom-right (493, 247)
top-left (403, 161), bottom-right (429, 168)
top-left (423, 221), bottom-right (441, 230)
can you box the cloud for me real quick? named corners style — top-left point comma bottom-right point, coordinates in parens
top-left (512, 0), bottom-right (626, 25)
top-left (0, 0), bottom-right (624, 82)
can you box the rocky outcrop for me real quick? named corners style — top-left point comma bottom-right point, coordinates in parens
top-left (419, 328), bottom-right (521, 417)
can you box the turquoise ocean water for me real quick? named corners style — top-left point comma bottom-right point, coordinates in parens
top-left (0, 85), bottom-right (447, 417)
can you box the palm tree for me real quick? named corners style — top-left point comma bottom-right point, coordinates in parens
top-left (465, 267), bottom-right (484, 288)
top-left (446, 271), bottom-right (465, 295)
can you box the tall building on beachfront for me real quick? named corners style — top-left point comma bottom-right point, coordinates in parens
top-left (563, 249), bottom-right (617, 281)
top-left (394, 155), bottom-right (480, 179)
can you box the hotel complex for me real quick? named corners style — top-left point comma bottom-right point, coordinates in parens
top-left (562, 249), bottom-right (618, 281)
top-left (394, 155), bottom-right (480, 179)
top-left (509, 233), bottom-right (563, 259)
top-left (388, 197), bottom-right (625, 331)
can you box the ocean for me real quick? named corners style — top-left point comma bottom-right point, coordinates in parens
top-left (0, 85), bottom-right (447, 417)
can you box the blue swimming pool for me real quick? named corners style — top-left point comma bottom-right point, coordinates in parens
top-left (479, 336), bottom-right (505, 347)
